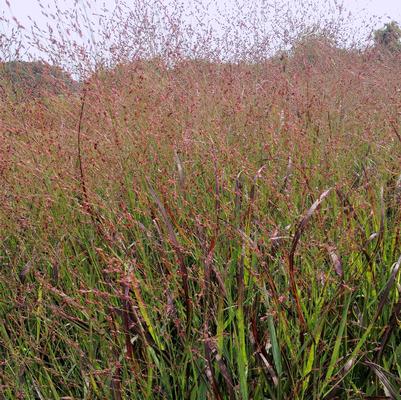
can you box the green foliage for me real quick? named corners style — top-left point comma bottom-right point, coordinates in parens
top-left (0, 36), bottom-right (401, 399)
top-left (0, 61), bottom-right (77, 99)
top-left (287, 32), bottom-right (343, 70)
top-left (373, 21), bottom-right (401, 53)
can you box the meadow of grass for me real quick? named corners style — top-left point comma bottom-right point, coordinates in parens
top-left (0, 1), bottom-right (401, 399)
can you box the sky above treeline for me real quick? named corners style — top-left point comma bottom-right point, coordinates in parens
top-left (4, 0), bottom-right (401, 29)
top-left (1, 0), bottom-right (401, 65)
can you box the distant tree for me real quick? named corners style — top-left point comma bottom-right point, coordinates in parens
top-left (288, 32), bottom-right (341, 69)
top-left (373, 21), bottom-right (401, 53)
top-left (0, 61), bottom-right (77, 99)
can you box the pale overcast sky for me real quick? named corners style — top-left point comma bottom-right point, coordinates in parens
top-left (2, 0), bottom-right (401, 64)
top-left (3, 0), bottom-right (401, 29)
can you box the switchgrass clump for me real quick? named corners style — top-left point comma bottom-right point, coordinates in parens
top-left (0, 1), bottom-right (401, 399)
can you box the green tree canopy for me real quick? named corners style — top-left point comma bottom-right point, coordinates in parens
top-left (0, 61), bottom-right (77, 99)
top-left (373, 21), bottom-right (401, 53)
